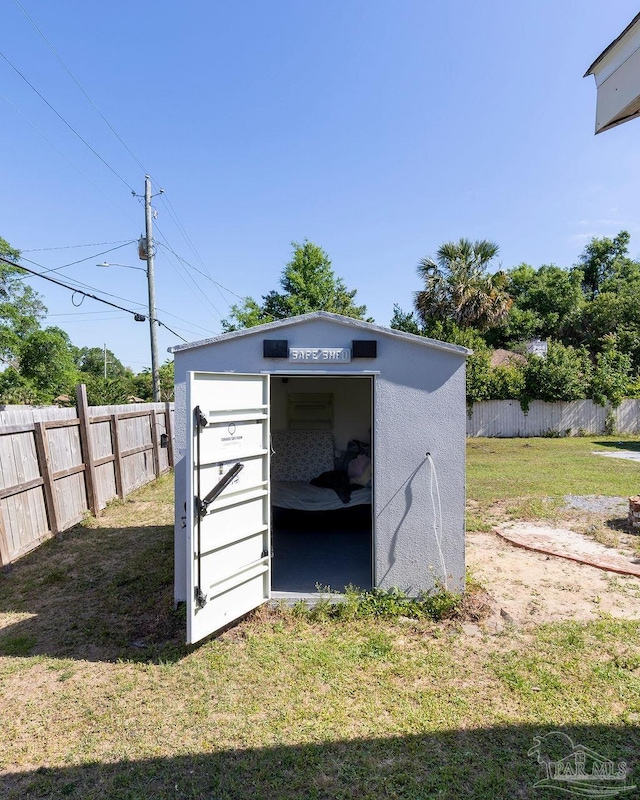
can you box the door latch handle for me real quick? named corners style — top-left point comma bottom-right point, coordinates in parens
top-left (196, 462), bottom-right (244, 518)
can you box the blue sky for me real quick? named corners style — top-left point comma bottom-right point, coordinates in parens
top-left (2, 1), bottom-right (640, 371)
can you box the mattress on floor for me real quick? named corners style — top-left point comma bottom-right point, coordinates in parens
top-left (271, 480), bottom-right (371, 512)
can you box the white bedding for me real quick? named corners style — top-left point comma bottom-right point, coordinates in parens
top-left (271, 480), bottom-right (372, 512)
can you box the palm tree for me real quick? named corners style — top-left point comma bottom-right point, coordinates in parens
top-left (415, 238), bottom-right (512, 331)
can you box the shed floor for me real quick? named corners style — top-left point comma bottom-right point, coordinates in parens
top-left (270, 525), bottom-right (372, 593)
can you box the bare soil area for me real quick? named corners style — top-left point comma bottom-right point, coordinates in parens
top-left (466, 527), bottom-right (640, 632)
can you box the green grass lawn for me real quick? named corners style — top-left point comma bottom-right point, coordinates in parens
top-left (0, 445), bottom-right (639, 799)
top-left (467, 436), bottom-right (640, 504)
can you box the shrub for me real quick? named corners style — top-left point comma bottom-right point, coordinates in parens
top-left (524, 341), bottom-right (591, 401)
top-left (487, 364), bottom-right (526, 400)
top-left (589, 344), bottom-right (632, 407)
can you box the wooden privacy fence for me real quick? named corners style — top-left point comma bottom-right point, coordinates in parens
top-left (0, 386), bottom-right (174, 566)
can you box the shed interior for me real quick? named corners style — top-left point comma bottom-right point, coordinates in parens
top-left (269, 375), bottom-right (373, 595)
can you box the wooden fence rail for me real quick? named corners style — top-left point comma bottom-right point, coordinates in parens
top-left (0, 386), bottom-right (174, 567)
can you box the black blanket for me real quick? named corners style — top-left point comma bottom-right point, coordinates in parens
top-left (309, 470), bottom-right (354, 504)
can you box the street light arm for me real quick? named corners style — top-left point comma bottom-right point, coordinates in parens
top-left (96, 262), bottom-right (147, 273)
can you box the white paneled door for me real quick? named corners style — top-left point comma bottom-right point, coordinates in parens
top-left (185, 372), bottom-right (270, 644)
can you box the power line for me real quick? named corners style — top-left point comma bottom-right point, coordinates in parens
top-left (47, 310), bottom-right (122, 316)
top-left (158, 193), bottom-right (212, 277)
top-left (50, 289), bottom-right (214, 335)
top-left (8, 3), bottom-right (233, 331)
top-left (2, 13), bottom-right (230, 342)
top-left (155, 239), bottom-right (246, 301)
top-left (0, 49), bottom-right (135, 192)
top-left (52, 303), bottom-right (211, 339)
top-left (152, 223), bottom-right (227, 319)
top-left (12, 0), bottom-right (149, 176)
top-left (47, 315), bottom-right (130, 323)
top-left (0, 255), bottom-right (188, 342)
top-left (0, 92), bottom-right (140, 226)
top-left (40, 241), bottom-right (136, 274)
top-left (23, 240), bottom-right (133, 252)
top-left (2, 256), bottom-right (146, 316)
top-left (21, 253), bottom-right (214, 337)
top-left (154, 310), bottom-right (216, 336)
top-left (20, 255), bottom-right (147, 308)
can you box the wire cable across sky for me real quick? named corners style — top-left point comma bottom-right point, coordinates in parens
top-left (0, 255), bottom-right (188, 342)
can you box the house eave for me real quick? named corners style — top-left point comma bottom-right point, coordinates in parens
top-left (584, 12), bottom-right (640, 78)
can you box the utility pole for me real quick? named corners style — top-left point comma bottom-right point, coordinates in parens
top-left (104, 342), bottom-right (107, 380)
top-left (144, 175), bottom-right (161, 402)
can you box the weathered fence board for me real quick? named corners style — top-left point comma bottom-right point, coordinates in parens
top-left (0, 406), bottom-right (76, 426)
top-left (95, 462), bottom-right (117, 510)
top-left (0, 391), bottom-right (175, 567)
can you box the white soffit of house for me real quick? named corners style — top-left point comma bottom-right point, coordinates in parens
top-left (585, 13), bottom-right (640, 134)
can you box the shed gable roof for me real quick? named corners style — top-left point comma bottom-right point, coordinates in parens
top-left (169, 311), bottom-right (471, 358)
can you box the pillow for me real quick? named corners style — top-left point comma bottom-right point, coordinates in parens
top-left (271, 430), bottom-right (335, 482)
top-left (348, 454), bottom-right (372, 487)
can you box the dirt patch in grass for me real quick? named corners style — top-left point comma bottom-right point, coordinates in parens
top-left (466, 527), bottom-right (640, 631)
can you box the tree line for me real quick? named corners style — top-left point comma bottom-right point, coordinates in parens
top-left (3, 232), bottom-right (638, 407)
top-left (391, 232), bottom-right (639, 407)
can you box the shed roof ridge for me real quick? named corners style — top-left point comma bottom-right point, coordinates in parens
top-left (168, 311), bottom-right (471, 357)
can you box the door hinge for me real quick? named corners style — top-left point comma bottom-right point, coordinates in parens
top-left (261, 549), bottom-right (269, 559)
top-left (195, 406), bottom-right (208, 429)
top-left (194, 587), bottom-right (207, 609)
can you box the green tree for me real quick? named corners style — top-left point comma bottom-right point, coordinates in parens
top-left (0, 236), bottom-right (46, 365)
top-left (487, 363), bottom-right (526, 401)
top-left (222, 240), bottom-right (370, 331)
top-left (75, 346), bottom-right (129, 379)
top-left (132, 360), bottom-right (175, 402)
top-left (576, 230), bottom-right (632, 297)
top-left (497, 263), bottom-right (584, 345)
top-left (19, 327), bottom-right (80, 399)
top-left (390, 304), bottom-right (422, 335)
top-left (580, 261), bottom-right (640, 366)
top-left (0, 367), bottom-right (48, 404)
top-left (415, 238), bottom-right (512, 332)
top-left (524, 341), bottom-right (591, 402)
top-left (589, 338), bottom-right (632, 407)
top-left (82, 374), bottom-right (136, 406)
top-left (221, 297), bottom-right (272, 331)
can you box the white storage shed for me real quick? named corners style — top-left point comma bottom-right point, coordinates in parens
top-left (170, 312), bottom-right (470, 643)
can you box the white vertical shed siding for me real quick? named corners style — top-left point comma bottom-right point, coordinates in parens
top-left (173, 315), bottom-right (467, 600)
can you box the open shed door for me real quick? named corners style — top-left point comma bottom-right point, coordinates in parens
top-left (186, 371), bottom-right (270, 644)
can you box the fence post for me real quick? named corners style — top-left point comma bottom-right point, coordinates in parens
top-left (110, 413), bottom-right (124, 499)
top-left (150, 410), bottom-right (160, 478)
top-left (0, 507), bottom-right (10, 568)
top-left (164, 401), bottom-right (174, 467)
top-left (76, 384), bottom-right (100, 516)
top-left (34, 422), bottom-right (60, 535)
